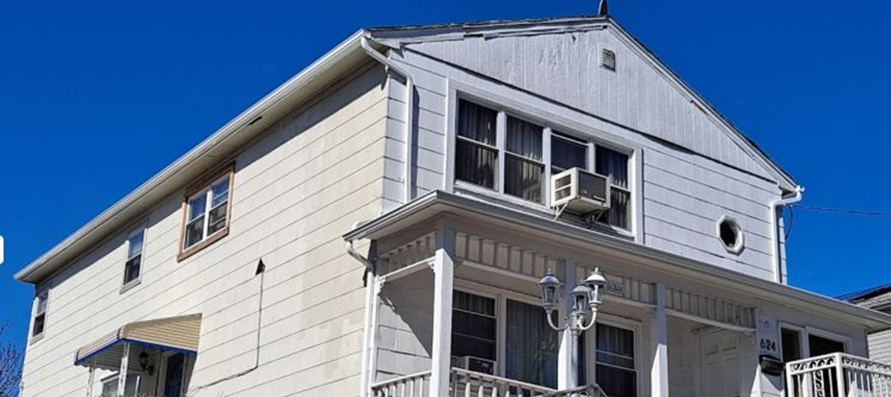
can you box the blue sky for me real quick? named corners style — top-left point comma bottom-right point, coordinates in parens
top-left (1, 0), bottom-right (890, 348)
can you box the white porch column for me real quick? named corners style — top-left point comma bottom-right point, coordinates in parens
top-left (558, 260), bottom-right (578, 389)
top-left (430, 228), bottom-right (456, 397)
top-left (117, 342), bottom-right (131, 397)
top-left (650, 283), bottom-right (669, 397)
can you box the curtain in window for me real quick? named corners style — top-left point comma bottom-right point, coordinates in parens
top-left (505, 300), bottom-right (557, 389)
top-left (551, 133), bottom-right (588, 173)
top-left (452, 291), bottom-right (497, 361)
top-left (596, 146), bottom-right (631, 229)
top-left (456, 100), bottom-right (499, 189)
top-left (505, 117), bottom-right (544, 202)
top-left (596, 324), bottom-right (636, 397)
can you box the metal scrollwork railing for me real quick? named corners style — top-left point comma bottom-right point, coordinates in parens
top-left (786, 353), bottom-right (891, 396)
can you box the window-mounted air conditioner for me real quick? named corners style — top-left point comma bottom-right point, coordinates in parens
top-left (551, 167), bottom-right (611, 215)
top-left (450, 356), bottom-right (497, 375)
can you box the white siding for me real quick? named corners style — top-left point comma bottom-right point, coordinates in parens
top-left (386, 48), bottom-right (783, 280)
top-left (869, 330), bottom-right (891, 364)
top-left (20, 65), bottom-right (389, 397)
top-left (402, 27), bottom-right (776, 183)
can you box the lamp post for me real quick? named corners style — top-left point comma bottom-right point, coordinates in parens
top-left (539, 267), bottom-right (607, 388)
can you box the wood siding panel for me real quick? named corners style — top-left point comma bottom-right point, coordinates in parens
top-left (404, 28), bottom-right (776, 183)
top-left (20, 66), bottom-right (388, 397)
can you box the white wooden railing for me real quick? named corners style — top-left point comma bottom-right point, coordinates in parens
top-left (449, 368), bottom-right (556, 397)
top-left (786, 353), bottom-right (891, 396)
top-left (370, 369), bottom-right (606, 397)
top-left (371, 371), bottom-right (432, 397)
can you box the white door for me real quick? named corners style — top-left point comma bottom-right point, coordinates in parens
top-left (700, 331), bottom-right (740, 397)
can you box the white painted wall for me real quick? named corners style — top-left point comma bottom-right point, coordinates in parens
top-left (21, 64), bottom-right (390, 397)
top-left (383, 42), bottom-right (784, 281)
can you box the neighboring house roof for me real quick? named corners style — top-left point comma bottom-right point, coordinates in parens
top-left (842, 284), bottom-right (891, 312)
top-left (16, 15), bottom-right (799, 284)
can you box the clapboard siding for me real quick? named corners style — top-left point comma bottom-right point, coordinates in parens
top-left (386, 47), bottom-right (783, 279)
top-left (20, 65), bottom-right (388, 397)
top-left (869, 330), bottom-right (891, 364)
top-left (402, 26), bottom-right (777, 183)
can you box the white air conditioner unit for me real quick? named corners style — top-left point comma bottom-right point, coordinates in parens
top-left (451, 356), bottom-right (496, 375)
top-left (551, 167), bottom-right (611, 215)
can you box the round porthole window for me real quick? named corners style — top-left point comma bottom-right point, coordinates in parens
top-left (717, 216), bottom-right (744, 254)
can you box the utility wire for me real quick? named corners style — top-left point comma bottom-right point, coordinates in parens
top-left (790, 204), bottom-right (891, 218)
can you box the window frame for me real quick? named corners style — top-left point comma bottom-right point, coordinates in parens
top-left (178, 165), bottom-right (235, 261)
top-left (778, 322), bottom-right (850, 360)
top-left (584, 314), bottom-right (642, 397)
top-left (101, 372), bottom-right (142, 396)
top-left (121, 224), bottom-right (148, 293)
top-left (449, 91), bottom-right (639, 236)
top-left (30, 289), bottom-right (49, 343)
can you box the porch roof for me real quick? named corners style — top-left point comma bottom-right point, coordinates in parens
top-left (344, 191), bottom-right (891, 333)
top-left (74, 314), bottom-right (201, 368)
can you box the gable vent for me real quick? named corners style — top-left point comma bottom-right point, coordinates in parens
top-left (601, 49), bottom-right (617, 71)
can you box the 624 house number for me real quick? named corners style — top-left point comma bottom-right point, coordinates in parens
top-left (761, 338), bottom-right (778, 353)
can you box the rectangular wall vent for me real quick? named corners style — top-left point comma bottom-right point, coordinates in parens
top-left (601, 48), bottom-right (617, 71)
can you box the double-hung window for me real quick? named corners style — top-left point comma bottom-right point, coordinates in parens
top-left (595, 323), bottom-right (636, 397)
top-left (179, 166), bottom-right (234, 259)
top-left (123, 228), bottom-right (145, 287)
top-left (31, 291), bottom-right (48, 340)
top-left (455, 99), bottom-right (633, 231)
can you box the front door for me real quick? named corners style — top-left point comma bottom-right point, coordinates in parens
top-left (700, 331), bottom-right (740, 397)
top-left (164, 353), bottom-right (185, 397)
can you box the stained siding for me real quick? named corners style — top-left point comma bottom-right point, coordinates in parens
top-left (20, 65), bottom-right (389, 397)
top-left (402, 27), bottom-right (776, 183)
top-left (386, 47), bottom-right (783, 280)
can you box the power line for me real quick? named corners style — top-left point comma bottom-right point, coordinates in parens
top-left (790, 204), bottom-right (891, 218)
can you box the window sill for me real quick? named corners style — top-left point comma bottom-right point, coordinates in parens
top-left (454, 182), bottom-right (636, 240)
top-left (177, 227), bottom-right (229, 262)
top-left (120, 279), bottom-right (142, 294)
top-left (30, 333), bottom-right (45, 345)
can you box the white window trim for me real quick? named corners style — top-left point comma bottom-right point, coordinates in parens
top-left (184, 173), bottom-right (230, 250)
top-left (101, 372), bottom-right (142, 396)
top-left (778, 322), bottom-right (851, 360)
top-left (453, 279), bottom-right (640, 394)
top-left (445, 82), bottom-right (643, 241)
top-left (121, 224), bottom-right (148, 293)
top-left (716, 215), bottom-right (745, 254)
top-left (583, 314), bottom-right (642, 397)
top-left (30, 287), bottom-right (50, 343)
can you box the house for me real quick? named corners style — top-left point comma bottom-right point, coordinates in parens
top-left (15, 14), bottom-right (891, 397)
top-left (843, 285), bottom-right (891, 365)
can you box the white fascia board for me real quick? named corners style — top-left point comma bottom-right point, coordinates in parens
top-left (16, 30), bottom-right (368, 284)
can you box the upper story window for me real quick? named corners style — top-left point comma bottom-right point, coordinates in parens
top-left (455, 99), bottom-right (633, 231)
top-left (123, 227), bottom-right (146, 288)
top-left (179, 165), bottom-right (234, 261)
top-left (31, 291), bottom-right (48, 340)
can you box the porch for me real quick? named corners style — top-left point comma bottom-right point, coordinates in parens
top-left (352, 213), bottom-right (760, 397)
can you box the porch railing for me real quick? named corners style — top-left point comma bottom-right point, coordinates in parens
top-left (786, 353), bottom-right (891, 396)
top-left (370, 369), bottom-right (606, 397)
top-left (371, 371), bottom-right (432, 397)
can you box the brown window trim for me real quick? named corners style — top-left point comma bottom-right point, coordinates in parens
top-left (177, 164), bottom-right (235, 262)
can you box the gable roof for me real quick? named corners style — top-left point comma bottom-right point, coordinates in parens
top-left (368, 16), bottom-right (799, 191)
top-left (17, 15), bottom-right (800, 284)
top-left (842, 284), bottom-right (891, 311)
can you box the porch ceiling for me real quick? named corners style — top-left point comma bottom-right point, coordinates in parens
top-left (344, 191), bottom-right (891, 332)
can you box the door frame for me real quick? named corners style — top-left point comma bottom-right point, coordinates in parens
top-left (157, 351), bottom-right (188, 397)
top-left (697, 328), bottom-right (741, 397)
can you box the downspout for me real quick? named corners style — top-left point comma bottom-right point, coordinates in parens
top-left (770, 186), bottom-right (803, 284)
top-left (360, 35), bottom-right (414, 203)
top-left (346, 237), bottom-right (377, 397)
